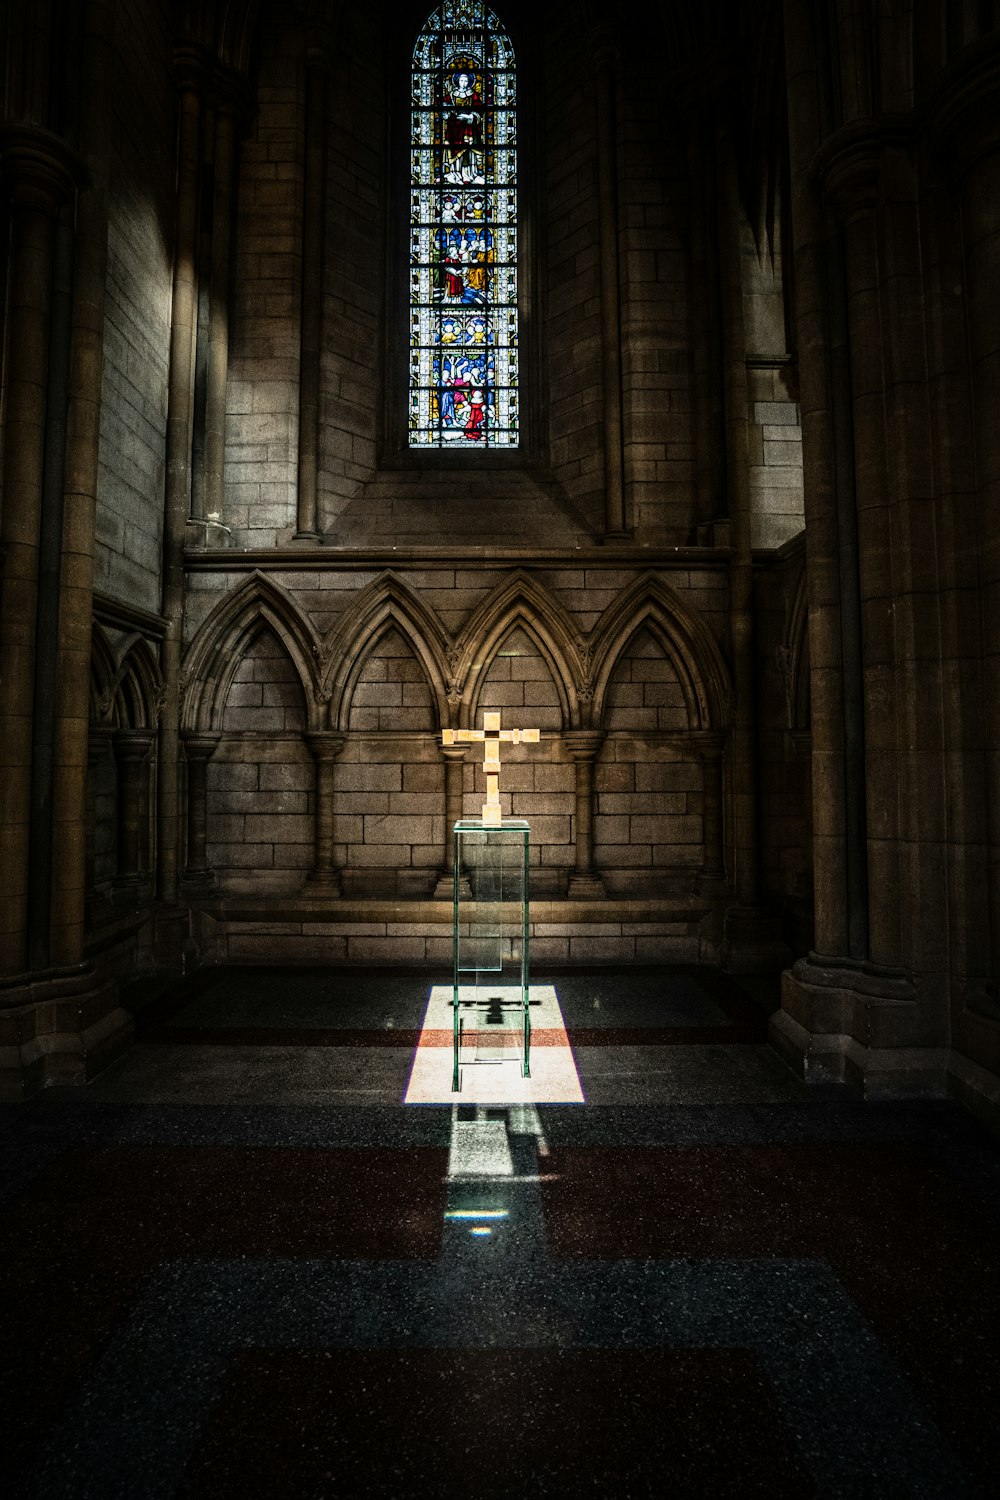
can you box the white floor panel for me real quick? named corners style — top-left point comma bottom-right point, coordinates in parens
top-left (404, 984), bottom-right (585, 1104)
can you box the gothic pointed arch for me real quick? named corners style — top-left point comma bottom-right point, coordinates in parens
top-left (116, 637), bottom-right (163, 731)
top-left (588, 572), bottom-right (732, 732)
top-left (90, 629), bottom-right (163, 730)
top-left (90, 623), bottom-right (117, 727)
top-left (452, 571), bottom-right (583, 729)
top-left (181, 571), bottom-right (322, 732)
top-left (322, 571), bottom-right (452, 732)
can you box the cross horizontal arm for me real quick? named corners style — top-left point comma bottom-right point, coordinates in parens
top-left (441, 729), bottom-right (484, 744)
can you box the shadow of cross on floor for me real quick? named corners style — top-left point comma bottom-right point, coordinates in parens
top-left (485, 996), bottom-right (505, 1027)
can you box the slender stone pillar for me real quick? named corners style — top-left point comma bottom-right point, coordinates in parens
top-left (201, 85), bottom-right (241, 538)
top-left (564, 731), bottom-right (606, 898)
top-left (691, 731), bottom-right (726, 887)
top-left (112, 730), bottom-right (155, 898)
top-left (0, 133), bottom-right (75, 976)
top-left (85, 729), bottom-right (112, 918)
top-left (294, 34), bottom-right (330, 541)
top-left (434, 744), bottom-right (471, 899)
top-left (305, 733), bottom-right (346, 891)
top-left (158, 50), bottom-right (207, 905)
top-left (182, 733), bottom-right (220, 888)
top-left (592, 34), bottom-right (629, 540)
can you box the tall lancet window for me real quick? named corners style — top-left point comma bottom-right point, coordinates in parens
top-left (409, 3), bottom-right (518, 448)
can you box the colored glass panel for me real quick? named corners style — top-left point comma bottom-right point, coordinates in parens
top-left (409, 3), bottom-right (518, 449)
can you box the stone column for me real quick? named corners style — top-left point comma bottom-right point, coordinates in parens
top-left (434, 744), bottom-right (471, 899)
top-left (564, 731), bottom-right (606, 898)
top-left (182, 733), bottom-right (220, 888)
top-left (85, 728), bottom-right (113, 920)
top-left (305, 733), bottom-right (346, 892)
top-left (691, 731), bottom-right (726, 888)
top-left (112, 730), bottom-right (155, 898)
top-left (714, 109), bottom-right (784, 973)
top-left (592, 33), bottom-right (629, 540)
top-left (158, 49), bottom-right (207, 905)
top-left (0, 131), bottom-right (77, 976)
top-left (294, 32), bottom-right (330, 541)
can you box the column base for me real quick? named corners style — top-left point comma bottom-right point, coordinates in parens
top-left (433, 873), bottom-right (471, 900)
top-left (566, 871), bottom-right (606, 899)
top-left (304, 868), bottom-right (342, 896)
top-left (0, 963), bottom-right (133, 1100)
top-left (771, 954), bottom-right (931, 1095)
top-left (719, 904), bottom-right (792, 973)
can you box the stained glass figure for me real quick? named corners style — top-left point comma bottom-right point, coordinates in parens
top-left (409, 3), bottom-right (518, 448)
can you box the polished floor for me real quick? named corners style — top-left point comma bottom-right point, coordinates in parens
top-left (2, 966), bottom-right (999, 1497)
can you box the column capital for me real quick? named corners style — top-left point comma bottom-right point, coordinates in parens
top-left (112, 728), bottom-right (155, 763)
top-left (173, 42), bottom-right (214, 97)
top-left (811, 116), bottom-right (911, 226)
top-left (562, 729), bottom-right (605, 762)
top-left (182, 731), bottom-right (221, 763)
top-left (439, 741), bottom-right (469, 764)
top-left (0, 126), bottom-right (84, 213)
top-left (88, 726), bottom-right (113, 762)
top-left (305, 731), bottom-right (346, 763)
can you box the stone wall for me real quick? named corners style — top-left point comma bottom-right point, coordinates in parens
top-left (225, 1), bottom-right (304, 547)
top-left (93, 0), bottom-right (173, 612)
top-left (181, 559), bottom-right (734, 905)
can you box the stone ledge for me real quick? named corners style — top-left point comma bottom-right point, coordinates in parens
top-left (198, 896), bottom-right (714, 925)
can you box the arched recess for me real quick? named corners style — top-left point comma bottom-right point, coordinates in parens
top-left (588, 573), bottom-right (732, 732)
top-left (322, 572), bottom-right (451, 732)
top-left (117, 637), bottom-right (162, 730)
top-left (452, 571), bottom-right (584, 730)
top-left (90, 628), bottom-right (162, 730)
top-left (181, 571), bottom-right (322, 732)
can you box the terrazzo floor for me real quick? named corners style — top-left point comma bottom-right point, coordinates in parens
top-left (2, 965), bottom-right (999, 1497)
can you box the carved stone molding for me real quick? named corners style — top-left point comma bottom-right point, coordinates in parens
top-left (810, 115), bottom-right (913, 226)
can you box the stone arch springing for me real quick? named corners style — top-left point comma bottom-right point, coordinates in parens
top-left (181, 572), bottom-right (322, 732)
top-left (451, 571), bottom-right (584, 730)
top-left (322, 572), bottom-right (451, 732)
top-left (588, 573), bottom-right (732, 732)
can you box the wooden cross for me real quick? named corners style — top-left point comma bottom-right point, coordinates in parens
top-left (442, 710), bottom-right (541, 826)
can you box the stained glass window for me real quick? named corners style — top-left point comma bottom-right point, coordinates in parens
top-left (409, 3), bottom-right (518, 448)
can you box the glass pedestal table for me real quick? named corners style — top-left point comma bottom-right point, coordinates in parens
top-left (452, 819), bottom-right (530, 1093)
